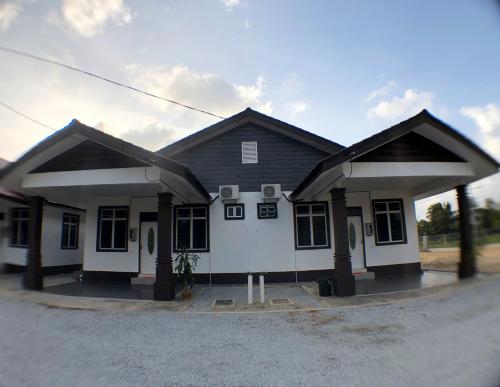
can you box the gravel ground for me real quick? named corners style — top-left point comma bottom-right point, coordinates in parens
top-left (1, 278), bottom-right (500, 387)
top-left (421, 243), bottom-right (500, 272)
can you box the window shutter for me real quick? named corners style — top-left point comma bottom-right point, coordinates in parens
top-left (242, 141), bottom-right (258, 164)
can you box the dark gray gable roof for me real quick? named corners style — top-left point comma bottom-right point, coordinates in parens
top-left (291, 109), bottom-right (500, 199)
top-left (156, 107), bottom-right (345, 157)
top-left (0, 119), bottom-right (211, 200)
top-left (0, 157), bottom-right (9, 169)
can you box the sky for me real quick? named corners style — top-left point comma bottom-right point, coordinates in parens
top-left (0, 0), bottom-right (499, 219)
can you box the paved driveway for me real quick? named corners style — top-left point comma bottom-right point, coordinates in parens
top-left (0, 277), bottom-right (500, 386)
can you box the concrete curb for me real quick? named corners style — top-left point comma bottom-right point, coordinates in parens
top-left (1, 274), bottom-right (498, 314)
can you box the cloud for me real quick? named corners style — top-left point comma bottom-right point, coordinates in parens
top-left (126, 64), bottom-right (272, 121)
top-left (223, 0), bottom-right (240, 10)
top-left (368, 89), bottom-right (434, 120)
top-left (364, 80), bottom-right (397, 102)
top-left (0, 2), bottom-right (22, 31)
top-left (286, 101), bottom-right (308, 117)
top-left (281, 73), bottom-right (303, 97)
top-left (244, 20), bottom-right (250, 29)
top-left (53, 0), bottom-right (132, 37)
top-left (460, 103), bottom-right (500, 159)
top-left (119, 119), bottom-right (177, 150)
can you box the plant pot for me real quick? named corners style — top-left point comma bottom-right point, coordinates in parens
top-left (181, 289), bottom-right (192, 299)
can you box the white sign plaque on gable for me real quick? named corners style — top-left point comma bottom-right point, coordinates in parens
top-left (242, 141), bottom-right (258, 164)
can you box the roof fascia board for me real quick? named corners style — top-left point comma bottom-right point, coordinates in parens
top-left (291, 110), bottom-right (499, 199)
top-left (1, 120), bottom-right (211, 201)
top-left (64, 123), bottom-right (211, 200)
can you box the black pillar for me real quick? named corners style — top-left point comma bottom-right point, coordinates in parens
top-left (154, 192), bottom-right (175, 301)
top-left (24, 196), bottom-right (44, 290)
top-left (456, 185), bottom-right (475, 278)
top-left (330, 188), bottom-right (355, 296)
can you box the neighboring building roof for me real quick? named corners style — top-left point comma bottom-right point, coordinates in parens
top-left (0, 157), bottom-right (9, 169)
top-left (0, 120), bottom-right (211, 200)
top-left (156, 107), bottom-right (345, 157)
top-left (291, 109), bottom-right (500, 199)
top-left (0, 187), bottom-right (28, 204)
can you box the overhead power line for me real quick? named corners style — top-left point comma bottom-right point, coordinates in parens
top-left (0, 100), bottom-right (56, 132)
top-left (0, 46), bottom-right (227, 120)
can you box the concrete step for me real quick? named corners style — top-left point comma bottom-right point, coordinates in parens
top-left (131, 275), bottom-right (155, 286)
top-left (353, 270), bottom-right (375, 280)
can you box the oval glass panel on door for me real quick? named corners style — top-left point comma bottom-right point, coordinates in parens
top-left (140, 221), bottom-right (157, 275)
top-left (347, 212), bottom-right (365, 270)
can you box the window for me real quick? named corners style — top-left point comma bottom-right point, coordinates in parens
top-left (242, 141), bottom-right (258, 164)
top-left (61, 213), bottom-right (80, 249)
top-left (97, 207), bottom-right (128, 251)
top-left (294, 202), bottom-right (330, 249)
top-left (225, 204), bottom-right (245, 220)
top-left (372, 199), bottom-right (407, 245)
top-left (10, 208), bottom-right (29, 248)
top-left (174, 205), bottom-right (209, 251)
top-left (257, 203), bottom-right (278, 219)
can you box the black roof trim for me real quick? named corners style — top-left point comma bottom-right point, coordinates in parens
top-left (0, 120), bottom-right (211, 201)
top-left (291, 109), bottom-right (500, 199)
top-left (156, 107), bottom-right (345, 157)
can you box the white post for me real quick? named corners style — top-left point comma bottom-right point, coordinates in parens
top-left (259, 274), bottom-right (265, 303)
top-left (248, 274), bottom-right (253, 304)
top-left (423, 235), bottom-right (429, 252)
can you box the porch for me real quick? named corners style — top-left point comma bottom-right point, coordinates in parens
top-left (1, 270), bottom-right (459, 306)
top-left (0, 120), bottom-right (211, 301)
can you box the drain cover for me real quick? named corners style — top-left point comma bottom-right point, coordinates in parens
top-left (213, 299), bottom-right (235, 306)
top-left (270, 298), bottom-right (293, 305)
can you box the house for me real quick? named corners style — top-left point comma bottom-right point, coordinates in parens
top-left (0, 108), bottom-right (497, 298)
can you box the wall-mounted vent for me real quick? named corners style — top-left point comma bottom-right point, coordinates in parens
top-left (242, 141), bottom-right (258, 164)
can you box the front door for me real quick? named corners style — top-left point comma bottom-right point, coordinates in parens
top-left (140, 221), bottom-right (157, 275)
top-left (347, 208), bottom-right (365, 270)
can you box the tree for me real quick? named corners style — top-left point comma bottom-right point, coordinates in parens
top-left (426, 202), bottom-right (455, 235)
top-left (476, 198), bottom-right (500, 229)
top-left (417, 219), bottom-right (431, 235)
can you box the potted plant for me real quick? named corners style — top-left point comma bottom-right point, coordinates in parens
top-left (174, 249), bottom-right (200, 299)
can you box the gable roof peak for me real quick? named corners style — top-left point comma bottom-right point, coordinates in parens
top-left (156, 108), bottom-right (344, 157)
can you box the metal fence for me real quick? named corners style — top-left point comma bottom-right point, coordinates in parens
top-left (419, 228), bottom-right (500, 251)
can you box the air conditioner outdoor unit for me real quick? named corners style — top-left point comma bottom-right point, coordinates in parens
top-left (219, 185), bottom-right (239, 202)
top-left (261, 184), bottom-right (281, 201)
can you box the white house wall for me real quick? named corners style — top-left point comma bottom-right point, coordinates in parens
top-left (82, 189), bottom-right (420, 276)
top-left (0, 200), bottom-right (85, 268)
top-left (0, 200), bottom-right (27, 266)
top-left (41, 206), bottom-right (85, 267)
top-left (345, 190), bottom-right (420, 267)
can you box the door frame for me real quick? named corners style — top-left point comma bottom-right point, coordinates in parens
top-left (346, 207), bottom-right (367, 268)
top-left (138, 212), bottom-right (158, 274)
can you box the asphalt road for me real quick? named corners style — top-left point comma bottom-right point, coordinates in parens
top-left (1, 278), bottom-right (500, 387)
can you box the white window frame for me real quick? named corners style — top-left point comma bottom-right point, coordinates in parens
top-left (294, 203), bottom-right (330, 249)
top-left (257, 203), bottom-right (277, 219)
top-left (61, 213), bottom-right (79, 249)
top-left (225, 204), bottom-right (244, 220)
top-left (373, 199), bottom-right (407, 245)
top-left (10, 208), bottom-right (29, 247)
top-left (98, 207), bottom-right (128, 251)
top-left (175, 206), bottom-right (208, 251)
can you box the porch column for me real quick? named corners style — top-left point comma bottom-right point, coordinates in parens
top-left (154, 192), bottom-right (175, 301)
top-left (330, 188), bottom-right (355, 296)
top-left (24, 196), bottom-right (44, 290)
top-left (456, 185), bottom-right (475, 278)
